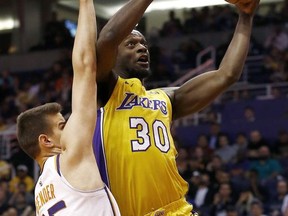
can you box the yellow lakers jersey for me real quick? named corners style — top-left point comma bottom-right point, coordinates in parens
top-left (93, 77), bottom-right (191, 216)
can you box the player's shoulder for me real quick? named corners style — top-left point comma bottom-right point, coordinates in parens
top-left (159, 87), bottom-right (179, 103)
top-left (160, 87), bottom-right (179, 93)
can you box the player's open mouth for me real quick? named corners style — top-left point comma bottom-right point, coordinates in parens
top-left (137, 55), bottom-right (149, 67)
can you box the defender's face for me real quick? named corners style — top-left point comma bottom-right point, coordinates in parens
top-left (117, 31), bottom-right (151, 79)
top-left (49, 113), bottom-right (66, 149)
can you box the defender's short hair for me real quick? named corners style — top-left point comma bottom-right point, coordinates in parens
top-left (16, 103), bottom-right (62, 159)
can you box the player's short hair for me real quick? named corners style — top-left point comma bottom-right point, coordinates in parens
top-left (16, 102), bottom-right (62, 159)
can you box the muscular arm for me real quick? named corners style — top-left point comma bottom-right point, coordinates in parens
top-left (169, 4), bottom-right (258, 120)
top-left (96, 0), bottom-right (153, 82)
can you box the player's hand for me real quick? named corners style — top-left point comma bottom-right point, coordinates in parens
top-left (225, 0), bottom-right (260, 15)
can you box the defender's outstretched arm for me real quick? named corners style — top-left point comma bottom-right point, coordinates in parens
top-left (63, 0), bottom-right (97, 162)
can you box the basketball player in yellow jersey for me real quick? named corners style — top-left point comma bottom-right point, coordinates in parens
top-left (93, 0), bottom-right (260, 215)
top-left (95, 76), bottom-right (190, 215)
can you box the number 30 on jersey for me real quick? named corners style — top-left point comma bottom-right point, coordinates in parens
top-left (129, 117), bottom-right (170, 152)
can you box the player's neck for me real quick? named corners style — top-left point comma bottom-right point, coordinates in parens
top-left (36, 156), bottom-right (47, 173)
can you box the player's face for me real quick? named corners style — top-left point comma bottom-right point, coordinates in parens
top-left (117, 30), bottom-right (151, 79)
top-left (49, 113), bottom-right (66, 149)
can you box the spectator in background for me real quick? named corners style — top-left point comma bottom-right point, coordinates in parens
top-left (266, 50), bottom-right (288, 83)
top-left (206, 155), bottom-right (225, 183)
top-left (241, 89), bottom-right (254, 101)
top-left (244, 106), bottom-right (256, 123)
top-left (229, 156), bottom-right (251, 200)
top-left (208, 123), bottom-right (222, 150)
top-left (2, 207), bottom-right (18, 216)
top-left (172, 38), bottom-right (204, 70)
top-left (46, 61), bottom-right (64, 84)
top-left (0, 182), bottom-right (10, 215)
top-left (8, 181), bottom-right (35, 215)
top-left (10, 191), bottom-right (34, 216)
top-left (206, 110), bottom-right (219, 124)
top-left (196, 134), bottom-right (214, 157)
top-left (231, 90), bottom-right (241, 102)
top-left (268, 179), bottom-right (288, 216)
top-left (249, 200), bottom-right (268, 216)
top-left (264, 26), bottom-right (288, 52)
top-left (210, 183), bottom-right (236, 216)
top-left (188, 172), bottom-right (214, 216)
top-left (248, 169), bottom-right (269, 203)
top-left (214, 5), bottom-right (237, 31)
top-left (215, 134), bottom-right (237, 164)
top-left (232, 133), bottom-right (248, 160)
top-left (8, 182), bottom-right (34, 208)
top-left (187, 155), bottom-right (206, 177)
top-left (199, 7), bottom-right (217, 32)
top-left (187, 171), bottom-right (202, 203)
top-left (250, 146), bottom-right (282, 184)
top-left (215, 170), bottom-right (231, 185)
top-left (226, 205), bottom-right (240, 216)
top-left (190, 146), bottom-right (209, 170)
top-left (200, 109), bottom-right (219, 125)
top-left (273, 130), bottom-right (288, 157)
top-left (0, 160), bottom-right (11, 181)
top-left (9, 165), bottom-right (34, 194)
top-left (236, 187), bottom-right (256, 216)
top-left (224, 88), bottom-right (254, 102)
top-left (16, 81), bottom-right (39, 110)
top-left (183, 8), bottom-right (202, 33)
top-left (270, 87), bottom-right (284, 99)
top-left (281, 182), bottom-right (288, 216)
top-left (160, 10), bottom-right (183, 37)
top-left (54, 69), bottom-right (73, 110)
top-left (247, 130), bottom-right (269, 159)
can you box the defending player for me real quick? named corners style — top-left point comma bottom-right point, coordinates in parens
top-left (16, 0), bottom-right (120, 215)
top-left (94, 0), bottom-right (260, 215)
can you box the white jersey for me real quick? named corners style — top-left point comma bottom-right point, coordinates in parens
top-left (34, 155), bottom-right (120, 216)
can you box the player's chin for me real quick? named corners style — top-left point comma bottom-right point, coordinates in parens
top-left (136, 63), bottom-right (149, 71)
top-left (135, 67), bottom-right (151, 79)
top-left (136, 61), bottom-right (150, 69)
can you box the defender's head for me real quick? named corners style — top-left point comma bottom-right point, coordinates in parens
top-left (16, 103), bottom-right (64, 160)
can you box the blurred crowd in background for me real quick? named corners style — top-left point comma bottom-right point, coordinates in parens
top-left (0, 1), bottom-right (288, 215)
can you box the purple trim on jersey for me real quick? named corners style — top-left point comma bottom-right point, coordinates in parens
top-left (48, 200), bottom-right (66, 215)
top-left (56, 154), bottom-right (61, 176)
top-left (93, 108), bottom-right (110, 187)
top-left (104, 186), bottom-right (116, 216)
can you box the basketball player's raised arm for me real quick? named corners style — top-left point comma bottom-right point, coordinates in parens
top-left (167, 0), bottom-right (260, 120)
top-left (96, 0), bottom-right (153, 82)
top-left (61, 0), bottom-right (98, 167)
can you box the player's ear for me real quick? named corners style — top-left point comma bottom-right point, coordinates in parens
top-left (39, 134), bottom-right (54, 148)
